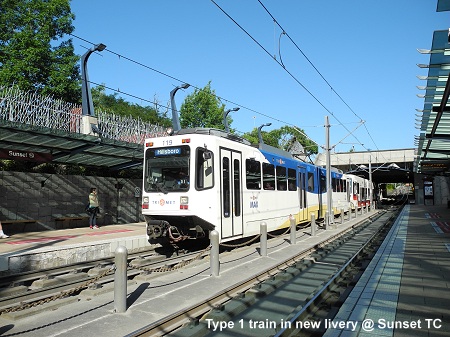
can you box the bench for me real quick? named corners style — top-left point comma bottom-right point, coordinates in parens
top-left (53, 213), bottom-right (91, 229)
top-left (1, 219), bottom-right (37, 233)
top-left (53, 213), bottom-right (90, 222)
top-left (1, 219), bottom-right (37, 225)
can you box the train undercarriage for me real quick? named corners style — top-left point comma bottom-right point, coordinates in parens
top-left (144, 215), bottom-right (213, 246)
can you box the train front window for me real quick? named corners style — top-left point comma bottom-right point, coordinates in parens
top-left (144, 146), bottom-right (190, 193)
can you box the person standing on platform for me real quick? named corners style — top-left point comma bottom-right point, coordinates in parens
top-left (0, 221), bottom-right (10, 239)
top-left (88, 188), bottom-right (100, 229)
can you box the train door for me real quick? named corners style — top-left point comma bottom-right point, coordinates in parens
top-left (346, 178), bottom-right (352, 203)
top-left (220, 148), bottom-right (243, 239)
top-left (298, 166), bottom-right (307, 220)
top-left (318, 168), bottom-right (326, 218)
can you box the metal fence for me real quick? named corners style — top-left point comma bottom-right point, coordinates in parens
top-left (0, 85), bottom-right (165, 144)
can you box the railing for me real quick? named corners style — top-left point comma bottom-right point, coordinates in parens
top-left (0, 85), bottom-right (165, 144)
top-left (96, 110), bottom-right (166, 144)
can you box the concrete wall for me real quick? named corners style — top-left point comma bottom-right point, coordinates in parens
top-left (0, 171), bottom-right (143, 233)
top-left (315, 148), bottom-right (415, 168)
top-left (413, 173), bottom-right (450, 206)
top-left (433, 176), bottom-right (450, 206)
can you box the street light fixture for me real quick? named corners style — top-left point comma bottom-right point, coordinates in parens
top-left (258, 123), bottom-right (272, 145)
top-left (170, 83), bottom-right (190, 131)
top-left (223, 107), bottom-right (240, 133)
top-left (81, 43), bottom-right (107, 116)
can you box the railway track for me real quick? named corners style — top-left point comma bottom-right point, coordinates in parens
top-left (0, 247), bottom-right (210, 316)
top-left (125, 206), bottom-right (401, 337)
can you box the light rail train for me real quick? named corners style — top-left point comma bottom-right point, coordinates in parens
top-left (142, 128), bottom-right (372, 246)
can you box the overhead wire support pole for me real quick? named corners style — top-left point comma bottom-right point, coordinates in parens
top-left (325, 116), bottom-right (332, 230)
top-left (369, 154), bottom-right (373, 210)
top-left (170, 83), bottom-right (190, 131)
top-left (81, 43), bottom-right (106, 116)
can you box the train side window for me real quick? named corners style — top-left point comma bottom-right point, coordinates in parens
top-left (262, 163), bottom-right (275, 190)
top-left (288, 168), bottom-right (296, 191)
top-left (246, 159), bottom-right (261, 190)
top-left (196, 148), bottom-right (214, 190)
top-left (320, 174), bottom-right (326, 193)
top-left (354, 182), bottom-right (359, 195)
top-left (308, 172), bottom-right (314, 192)
top-left (276, 166), bottom-right (287, 191)
top-left (332, 177), bottom-right (337, 192)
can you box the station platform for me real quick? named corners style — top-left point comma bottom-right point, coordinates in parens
top-left (323, 204), bottom-right (450, 337)
top-left (0, 205), bottom-right (448, 337)
top-left (0, 222), bottom-right (148, 274)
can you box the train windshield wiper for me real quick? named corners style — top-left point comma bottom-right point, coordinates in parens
top-left (155, 182), bottom-right (168, 194)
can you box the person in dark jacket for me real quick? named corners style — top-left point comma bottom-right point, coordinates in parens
top-left (88, 188), bottom-right (100, 229)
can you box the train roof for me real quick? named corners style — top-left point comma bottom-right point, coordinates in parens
top-left (175, 128), bottom-right (251, 145)
top-left (174, 127), bottom-right (315, 168)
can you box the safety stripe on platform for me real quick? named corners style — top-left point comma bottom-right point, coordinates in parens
top-left (425, 213), bottom-right (441, 219)
top-left (430, 222), bottom-right (450, 234)
top-left (322, 205), bottom-right (409, 337)
top-left (5, 229), bottom-right (134, 245)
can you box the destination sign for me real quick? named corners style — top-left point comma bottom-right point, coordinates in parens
top-left (155, 148), bottom-right (181, 156)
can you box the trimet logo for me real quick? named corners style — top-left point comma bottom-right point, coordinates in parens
top-left (250, 194), bottom-right (258, 209)
top-left (159, 199), bottom-right (165, 206)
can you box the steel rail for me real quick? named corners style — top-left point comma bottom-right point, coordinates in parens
top-left (126, 210), bottom-right (388, 337)
top-left (0, 246), bottom-right (158, 286)
top-left (273, 209), bottom-right (399, 336)
top-left (0, 249), bottom-right (208, 314)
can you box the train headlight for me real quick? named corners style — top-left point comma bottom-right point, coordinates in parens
top-left (180, 196), bottom-right (189, 210)
top-left (143, 196), bottom-right (149, 209)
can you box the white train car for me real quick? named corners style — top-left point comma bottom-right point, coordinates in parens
top-left (331, 168), bottom-right (351, 214)
top-left (344, 173), bottom-right (373, 210)
top-left (141, 128), bottom-right (372, 246)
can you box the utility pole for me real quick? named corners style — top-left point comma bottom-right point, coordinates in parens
top-left (369, 154), bottom-right (373, 210)
top-left (325, 116), bottom-right (332, 229)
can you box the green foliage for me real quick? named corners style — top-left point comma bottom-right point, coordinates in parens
top-left (179, 82), bottom-right (229, 129)
top-left (0, 0), bottom-right (81, 103)
top-left (242, 125), bottom-right (318, 155)
top-left (91, 85), bottom-right (172, 127)
top-left (386, 184), bottom-right (395, 191)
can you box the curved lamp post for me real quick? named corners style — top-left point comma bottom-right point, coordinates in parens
top-left (81, 43), bottom-right (106, 116)
top-left (258, 123), bottom-right (272, 145)
top-left (224, 107), bottom-right (240, 133)
top-left (170, 83), bottom-right (190, 131)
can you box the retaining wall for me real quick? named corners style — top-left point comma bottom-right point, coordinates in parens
top-left (0, 171), bottom-right (143, 233)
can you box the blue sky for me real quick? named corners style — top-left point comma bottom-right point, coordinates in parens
top-left (70, 1), bottom-right (448, 153)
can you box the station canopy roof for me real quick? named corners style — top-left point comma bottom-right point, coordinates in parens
top-left (415, 29), bottom-right (450, 176)
top-left (0, 120), bottom-right (144, 171)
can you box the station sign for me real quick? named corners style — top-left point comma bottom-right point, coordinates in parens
top-left (0, 149), bottom-right (53, 162)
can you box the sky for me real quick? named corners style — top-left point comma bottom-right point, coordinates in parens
top-left (70, 0), bottom-right (449, 154)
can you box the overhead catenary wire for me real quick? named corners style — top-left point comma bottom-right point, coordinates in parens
top-left (256, 0), bottom-right (384, 155)
top-left (70, 33), bottom-right (318, 146)
top-left (210, 0), bottom-right (368, 152)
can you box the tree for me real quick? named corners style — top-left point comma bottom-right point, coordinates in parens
top-left (242, 125), bottom-right (318, 156)
top-left (179, 82), bottom-right (230, 129)
top-left (0, 0), bottom-right (81, 103)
